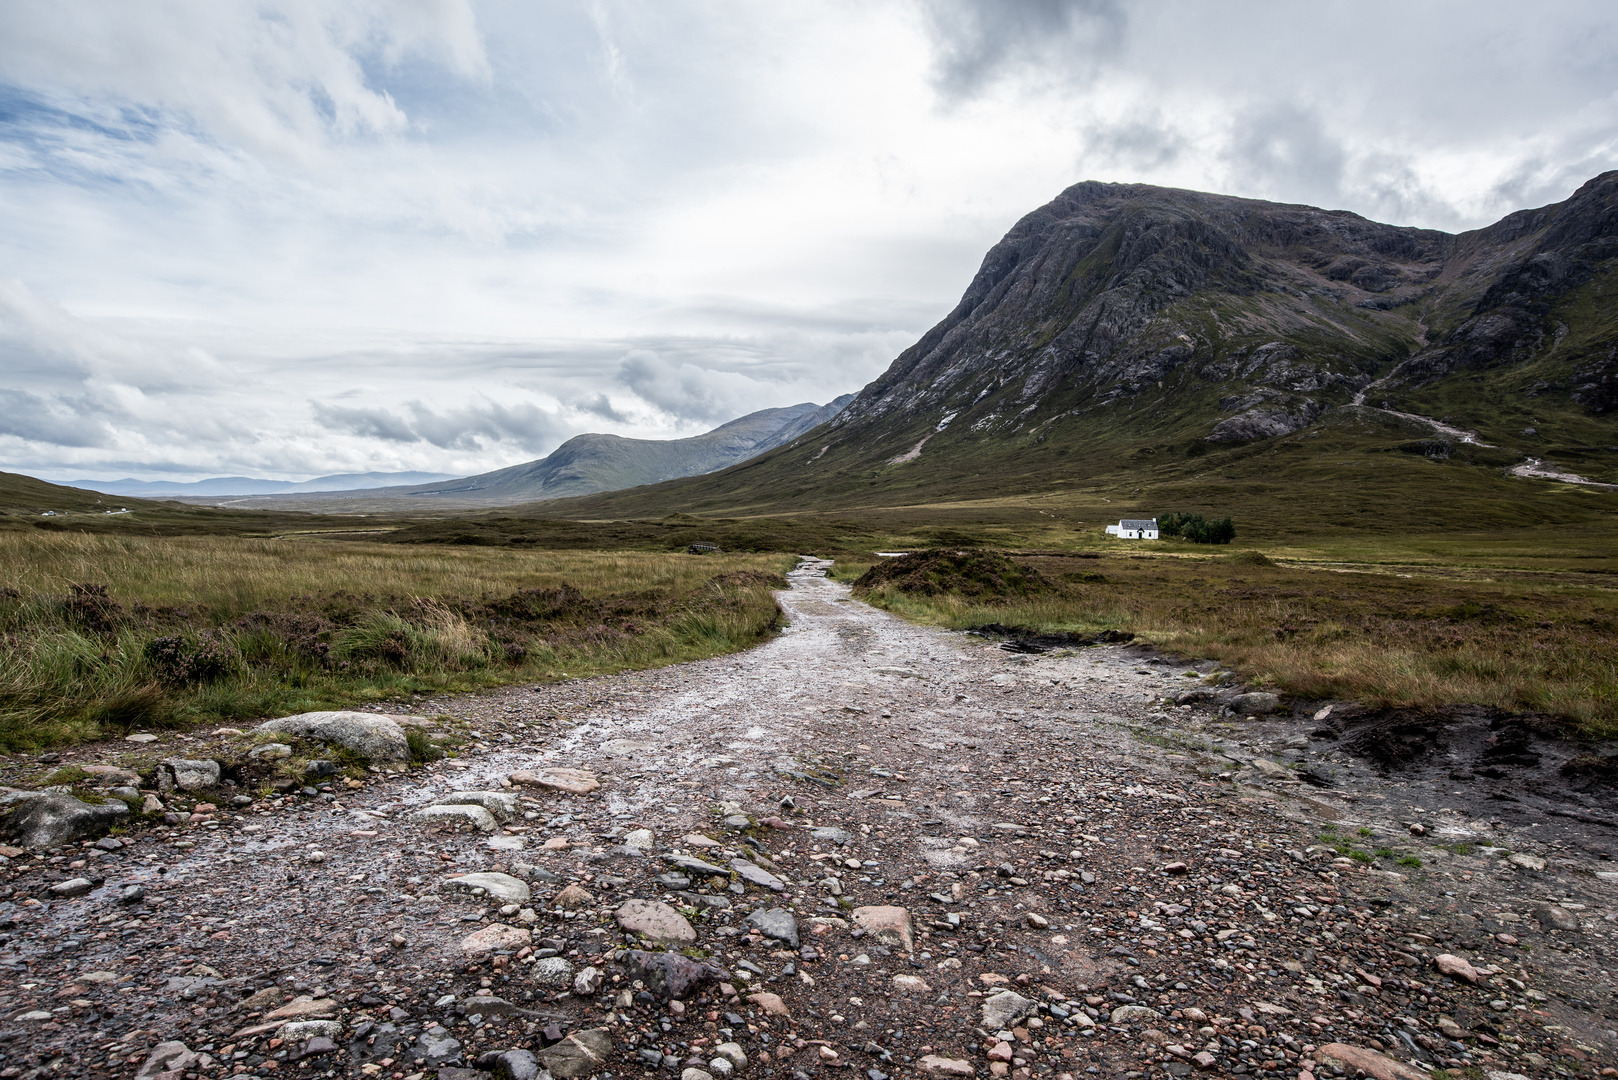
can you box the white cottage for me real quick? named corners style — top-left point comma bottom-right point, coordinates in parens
top-left (1105, 518), bottom-right (1159, 539)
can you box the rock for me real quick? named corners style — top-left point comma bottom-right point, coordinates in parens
top-left (617, 899), bottom-right (697, 944)
top-left (1436, 1016), bottom-right (1464, 1039)
top-left (1534, 904), bottom-right (1580, 931)
top-left (264, 996), bottom-right (340, 1021)
top-left (623, 828), bottom-right (654, 848)
top-left (852, 905), bottom-right (914, 952)
top-left (1250, 758), bottom-right (1291, 780)
top-left (1229, 692), bottom-right (1281, 715)
top-left (747, 991), bottom-right (790, 1017)
top-left (248, 743), bottom-right (293, 760)
top-left (1433, 953), bottom-right (1480, 982)
top-left (49, 877), bottom-right (94, 897)
top-left (465, 995), bottom-right (518, 1017)
top-left (1191, 1051), bottom-right (1217, 1070)
top-left (509, 767), bottom-right (601, 795)
top-left (439, 791), bottom-right (521, 823)
top-left (414, 1025), bottom-right (464, 1066)
top-left (573, 965), bottom-right (604, 995)
top-left (257, 711), bottom-right (411, 764)
top-left (461, 923), bottom-right (532, 957)
top-left (531, 956), bottom-right (575, 989)
top-left (981, 990), bottom-right (1037, 1029)
top-left (666, 853), bottom-right (730, 876)
top-left (1024, 912), bottom-right (1049, 929)
top-left (986, 1042), bottom-right (1013, 1063)
top-left (279, 1020), bottom-right (343, 1041)
top-left (0, 792), bottom-right (129, 849)
top-left (1172, 687), bottom-right (1215, 705)
top-left (1109, 1005), bottom-right (1162, 1024)
top-left (892, 974), bottom-right (931, 993)
top-left (744, 907), bottom-right (800, 947)
top-left (621, 949), bottom-right (728, 999)
top-left (486, 1049), bottom-right (543, 1080)
top-left (537, 1027), bottom-right (613, 1078)
top-left (1508, 852), bottom-right (1547, 871)
top-left (409, 804), bottom-right (499, 832)
top-left (730, 859), bottom-right (786, 891)
top-left (554, 883), bottom-right (594, 908)
top-left (713, 1042), bottom-right (747, 1068)
top-left (808, 826), bottom-right (851, 846)
top-left (444, 872), bottom-right (531, 903)
top-left (682, 832), bottom-right (722, 847)
top-left (82, 765), bottom-right (141, 787)
top-left (125, 733), bottom-right (159, 743)
top-left (302, 759), bottom-right (340, 779)
top-left (918, 1055), bottom-right (975, 1077)
top-left (120, 883), bottom-right (146, 903)
top-left (683, 1070), bottom-right (714, 1080)
top-left (1314, 1042), bottom-right (1428, 1080)
top-left (141, 794), bottom-right (164, 815)
top-left (135, 1040), bottom-right (198, 1080)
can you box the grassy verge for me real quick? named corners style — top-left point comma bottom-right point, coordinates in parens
top-left (846, 548), bottom-right (1618, 736)
top-left (0, 532), bottom-right (794, 750)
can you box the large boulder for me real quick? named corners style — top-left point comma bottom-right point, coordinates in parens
top-left (255, 711), bottom-right (411, 764)
top-left (621, 949), bottom-right (729, 1000)
top-left (1, 792), bottom-right (129, 850)
top-left (1227, 692), bottom-right (1281, 715)
top-left (537, 1028), bottom-right (613, 1079)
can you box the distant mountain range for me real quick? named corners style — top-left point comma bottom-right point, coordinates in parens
top-left (537, 172), bottom-right (1618, 523)
top-left (161, 396), bottom-right (854, 510)
top-left (67, 471), bottom-right (459, 498)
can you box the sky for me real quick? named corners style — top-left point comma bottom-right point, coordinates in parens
top-left (2, 1), bottom-right (1617, 483)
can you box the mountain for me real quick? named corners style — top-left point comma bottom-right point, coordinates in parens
top-left (66, 471), bottom-right (460, 497)
top-left (534, 173), bottom-right (1618, 526)
top-left (180, 396), bottom-right (855, 510)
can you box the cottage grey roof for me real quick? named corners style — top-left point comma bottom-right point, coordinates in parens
top-left (1119, 518), bottom-right (1157, 529)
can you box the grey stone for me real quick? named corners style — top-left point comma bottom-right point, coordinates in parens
top-left (248, 743), bottom-right (293, 760)
top-left (684, 1070), bottom-right (714, 1080)
top-left (621, 949), bottom-right (729, 1000)
top-left (409, 804), bottom-right (498, 832)
top-left (713, 1043), bottom-right (747, 1068)
top-left (279, 1020), bottom-right (343, 1041)
top-left (1227, 692), bottom-right (1281, 715)
top-left (531, 956), bottom-right (575, 989)
top-left (489, 1049), bottom-right (543, 1080)
top-left (439, 791), bottom-right (521, 823)
top-left (729, 859), bottom-right (786, 892)
top-left (159, 758), bottom-right (221, 791)
top-left (537, 1027), bottom-right (613, 1078)
top-left (49, 877), bottom-right (94, 897)
top-left (808, 826), bottom-right (851, 846)
top-left (623, 828), bottom-right (655, 848)
top-left (120, 883), bottom-right (145, 903)
top-left (256, 711), bottom-right (411, 764)
top-left (981, 990), bottom-right (1037, 1029)
top-left (665, 854), bottom-right (729, 876)
top-left (1171, 688), bottom-right (1216, 705)
top-left (135, 1040), bottom-right (197, 1080)
top-left (616, 899), bottom-right (697, 944)
top-left (296, 1036), bottom-right (339, 1059)
top-left (444, 872), bottom-right (531, 903)
top-left (414, 1026), bottom-right (464, 1066)
top-left (1535, 905), bottom-right (1580, 931)
top-left (302, 759), bottom-right (340, 779)
top-left (0, 791), bottom-right (129, 849)
top-left (677, 891), bottom-right (731, 910)
top-left (744, 907), bottom-right (800, 947)
top-left (573, 965), bottom-right (604, 995)
top-left (464, 995), bottom-right (519, 1017)
top-left (722, 814), bottom-right (751, 829)
top-left (1110, 1005), bottom-right (1162, 1025)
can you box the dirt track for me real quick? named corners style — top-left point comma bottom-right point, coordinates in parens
top-left (1, 558), bottom-right (1615, 1080)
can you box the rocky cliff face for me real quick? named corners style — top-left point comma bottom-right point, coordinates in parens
top-left (823, 172), bottom-right (1618, 451)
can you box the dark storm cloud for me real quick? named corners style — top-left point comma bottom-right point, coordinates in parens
top-left (921, 0), bottom-right (1124, 100)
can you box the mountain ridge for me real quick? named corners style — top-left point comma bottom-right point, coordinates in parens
top-left (178, 395), bottom-right (854, 511)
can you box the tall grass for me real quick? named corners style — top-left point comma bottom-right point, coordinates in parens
top-left (0, 534), bottom-right (794, 750)
top-left (850, 550), bottom-right (1618, 736)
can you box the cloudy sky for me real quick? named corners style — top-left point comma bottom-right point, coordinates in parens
top-left (3, 1), bottom-right (1616, 483)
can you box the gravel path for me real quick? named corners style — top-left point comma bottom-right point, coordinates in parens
top-left (1, 558), bottom-right (1615, 1080)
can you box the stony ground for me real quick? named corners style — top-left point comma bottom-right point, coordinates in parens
top-left (1, 557), bottom-right (1616, 1080)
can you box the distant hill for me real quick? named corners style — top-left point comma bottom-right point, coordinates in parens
top-left (179, 396), bottom-right (854, 511)
top-left (66, 471), bottom-right (460, 497)
top-left (531, 173), bottom-right (1618, 527)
